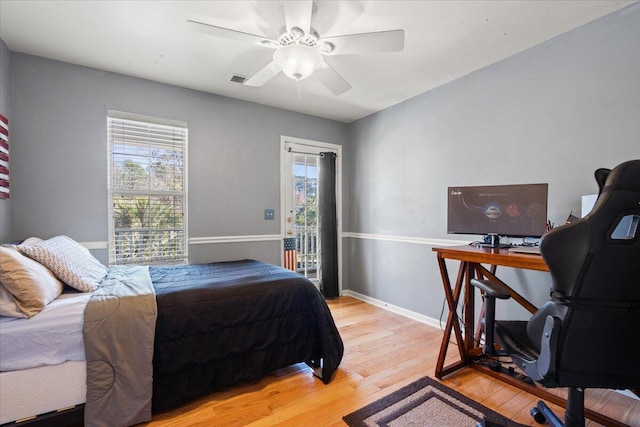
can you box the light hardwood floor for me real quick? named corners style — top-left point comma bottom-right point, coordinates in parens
top-left (145, 296), bottom-right (640, 427)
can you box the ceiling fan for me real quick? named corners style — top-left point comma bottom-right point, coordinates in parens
top-left (187, 0), bottom-right (404, 95)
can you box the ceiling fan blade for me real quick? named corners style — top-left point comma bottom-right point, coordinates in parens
top-left (244, 61), bottom-right (282, 87)
top-left (187, 20), bottom-right (276, 47)
top-left (284, 0), bottom-right (313, 35)
top-left (320, 29), bottom-right (405, 56)
top-left (315, 62), bottom-right (351, 96)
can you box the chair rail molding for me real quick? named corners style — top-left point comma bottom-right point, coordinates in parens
top-left (79, 235), bottom-right (284, 250)
top-left (342, 232), bottom-right (470, 247)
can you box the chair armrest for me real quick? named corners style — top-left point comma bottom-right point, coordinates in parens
top-left (470, 278), bottom-right (511, 299)
top-left (536, 315), bottom-right (561, 380)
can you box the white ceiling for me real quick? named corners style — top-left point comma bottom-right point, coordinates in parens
top-left (0, 0), bottom-right (636, 123)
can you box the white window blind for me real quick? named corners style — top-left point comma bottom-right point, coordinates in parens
top-left (108, 114), bottom-right (188, 265)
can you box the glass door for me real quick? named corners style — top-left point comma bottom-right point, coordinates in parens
top-left (285, 152), bottom-right (319, 281)
top-left (281, 137), bottom-right (341, 292)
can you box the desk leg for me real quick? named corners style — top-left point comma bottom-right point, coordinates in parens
top-left (464, 262), bottom-right (476, 354)
top-left (435, 257), bottom-right (470, 378)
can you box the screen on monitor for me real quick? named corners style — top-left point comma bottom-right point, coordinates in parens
top-left (447, 183), bottom-right (548, 238)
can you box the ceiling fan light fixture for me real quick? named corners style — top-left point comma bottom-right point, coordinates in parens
top-left (188, 2), bottom-right (405, 95)
top-left (273, 44), bottom-right (323, 81)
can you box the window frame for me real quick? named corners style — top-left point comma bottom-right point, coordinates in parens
top-left (107, 110), bottom-right (188, 265)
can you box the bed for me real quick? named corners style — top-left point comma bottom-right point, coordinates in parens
top-left (0, 237), bottom-right (344, 427)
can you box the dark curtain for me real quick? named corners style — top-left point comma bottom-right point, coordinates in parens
top-left (318, 152), bottom-right (339, 298)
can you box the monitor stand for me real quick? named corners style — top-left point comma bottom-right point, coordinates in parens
top-left (477, 242), bottom-right (512, 249)
top-left (478, 234), bottom-right (511, 249)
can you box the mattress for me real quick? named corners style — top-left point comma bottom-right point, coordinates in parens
top-left (0, 291), bottom-right (91, 371)
top-left (0, 360), bottom-right (87, 424)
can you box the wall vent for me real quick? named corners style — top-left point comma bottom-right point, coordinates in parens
top-left (230, 74), bottom-right (247, 84)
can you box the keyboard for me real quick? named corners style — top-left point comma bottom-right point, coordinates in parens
top-left (508, 246), bottom-right (541, 255)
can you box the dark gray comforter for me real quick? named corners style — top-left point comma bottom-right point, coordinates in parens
top-left (149, 259), bottom-right (344, 413)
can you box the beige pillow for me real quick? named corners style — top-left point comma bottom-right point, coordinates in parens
top-left (0, 284), bottom-right (28, 318)
top-left (18, 235), bottom-right (107, 292)
top-left (0, 246), bottom-right (64, 318)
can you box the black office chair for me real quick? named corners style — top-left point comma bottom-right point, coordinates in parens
top-left (471, 159), bottom-right (640, 427)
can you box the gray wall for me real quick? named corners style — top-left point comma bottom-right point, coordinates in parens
top-left (343, 3), bottom-right (640, 321)
top-left (8, 53), bottom-right (348, 264)
top-left (5, 3), bottom-right (640, 323)
top-left (0, 39), bottom-right (9, 242)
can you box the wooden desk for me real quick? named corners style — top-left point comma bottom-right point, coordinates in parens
top-left (432, 244), bottom-right (625, 427)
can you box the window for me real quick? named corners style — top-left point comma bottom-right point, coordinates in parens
top-left (108, 112), bottom-right (187, 264)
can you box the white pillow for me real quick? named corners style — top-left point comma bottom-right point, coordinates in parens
top-left (18, 235), bottom-right (107, 292)
top-left (20, 236), bottom-right (44, 246)
top-left (0, 246), bottom-right (63, 317)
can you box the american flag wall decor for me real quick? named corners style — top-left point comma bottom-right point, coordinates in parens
top-left (283, 237), bottom-right (297, 271)
top-left (0, 114), bottom-right (8, 199)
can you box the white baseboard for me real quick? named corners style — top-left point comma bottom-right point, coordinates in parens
top-left (341, 290), bottom-right (443, 330)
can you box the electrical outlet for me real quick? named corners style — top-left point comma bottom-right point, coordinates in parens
top-left (264, 209), bottom-right (275, 220)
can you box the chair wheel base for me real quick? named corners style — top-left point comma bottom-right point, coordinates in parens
top-left (530, 406), bottom-right (547, 424)
top-left (535, 400), bottom-right (565, 427)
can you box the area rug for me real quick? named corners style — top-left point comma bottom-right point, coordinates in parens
top-left (343, 376), bottom-right (527, 427)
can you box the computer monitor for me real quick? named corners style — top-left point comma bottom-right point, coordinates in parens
top-left (447, 183), bottom-right (548, 246)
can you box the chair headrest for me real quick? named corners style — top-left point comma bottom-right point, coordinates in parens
top-left (594, 168), bottom-right (610, 195)
top-left (600, 159), bottom-right (640, 193)
top-left (586, 159), bottom-right (640, 230)
top-left (541, 159), bottom-right (640, 298)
